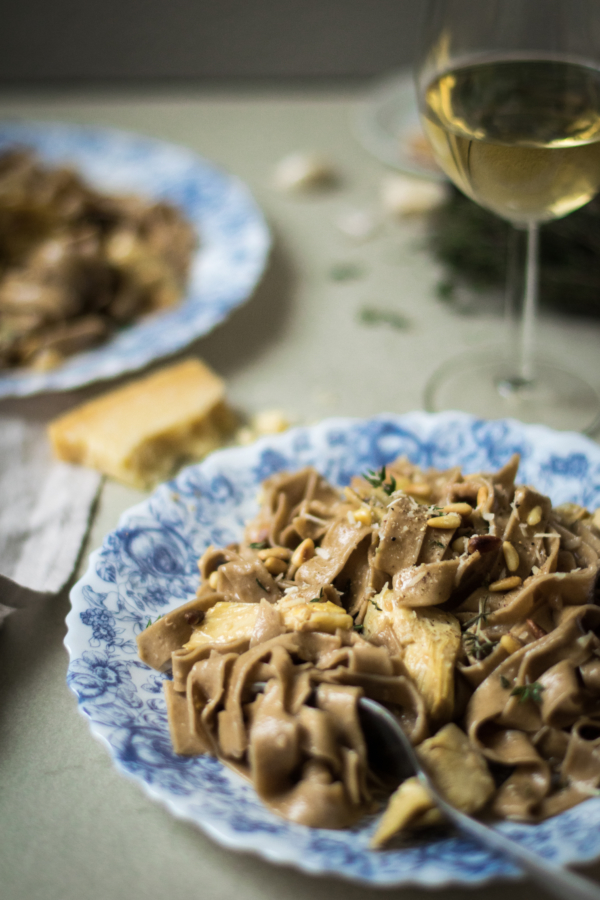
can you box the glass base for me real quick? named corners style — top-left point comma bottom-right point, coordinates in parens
top-left (424, 349), bottom-right (600, 434)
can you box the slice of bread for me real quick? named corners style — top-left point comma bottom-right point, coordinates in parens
top-left (48, 358), bottom-right (235, 489)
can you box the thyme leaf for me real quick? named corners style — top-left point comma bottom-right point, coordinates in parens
top-left (330, 261), bottom-right (364, 282)
top-left (357, 306), bottom-right (409, 331)
top-left (364, 465), bottom-right (386, 489)
top-left (145, 614), bottom-right (163, 629)
top-left (500, 675), bottom-right (510, 689)
top-left (462, 595), bottom-right (496, 660)
top-left (255, 578), bottom-right (269, 592)
top-left (463, 631), bottom-right (498, 660)
top-left (250, 541), bottom-right (268, 550)
top-left (363, 465), bottom-right (396, 495)
top-left (511, 682), bottom-right (545, 704)
top-left (463, 611), bottom-right (488, 629)
top-left (463, 596), bottom-right (490, 630)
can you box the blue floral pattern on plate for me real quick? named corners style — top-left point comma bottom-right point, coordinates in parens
top-left (65, 412), bottom-right (600, 886)
top-left (0, 120), bottom-right (270, 397)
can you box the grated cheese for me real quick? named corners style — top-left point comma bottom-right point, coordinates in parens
top-left (398, 567), bottom-right (426, 590)
top-left (304, 513), bottom-right (328, 526)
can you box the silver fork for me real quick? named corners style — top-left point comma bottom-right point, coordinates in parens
top-left (358, 696), bottom-right (600, 900)
top-left (251, 680), bottom-right (600, 898)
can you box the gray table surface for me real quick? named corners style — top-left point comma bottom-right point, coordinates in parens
top-left (1, 87), bottom-right (600, 900)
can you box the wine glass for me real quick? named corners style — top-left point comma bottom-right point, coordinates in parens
top-left (416, 0), bottom-right (600, 433)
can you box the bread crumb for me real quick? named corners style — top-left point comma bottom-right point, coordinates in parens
top-left (273, 152), bottom-right (336, 192)
top-left (381, 174), bottom-right (447, 217)
top-left (253, 409), bottom-right (290, 435)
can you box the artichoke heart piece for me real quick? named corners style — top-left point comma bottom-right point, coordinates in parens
top-left (277, 599), bottom-right (353, 634)
top-left (370, 777), bottom-right (433, 848)
top-left (184, 601), bottom-right (260, 649)
top-left (363, 591), bottom-right (461, 724)
top-left (417, 722), bottom-right (495, 814)
top-left (370, 723), bottom-right (495, 847)
top-left (184, 598), bottom-right (353, 650)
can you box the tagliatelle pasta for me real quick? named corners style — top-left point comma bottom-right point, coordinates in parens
top-left (137, 455), bottom-right (600, 842)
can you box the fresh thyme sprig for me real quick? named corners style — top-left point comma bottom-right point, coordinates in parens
top-left (463, 609), bottom-right (489, 629)
top-left (363, 465), bottom-right (397, 496)
top-left (461, 595), bottom-right (496, 660)
top-left (511, 682), bottom-right (545, 704)
top-left (462, 631), bottom-right (498, 660)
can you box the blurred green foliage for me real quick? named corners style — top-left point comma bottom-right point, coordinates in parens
top-left (428, 186), bottom-right (600, 317)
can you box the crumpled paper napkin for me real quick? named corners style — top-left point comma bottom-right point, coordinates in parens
top-left (0, 417), bottom-right (102, 620)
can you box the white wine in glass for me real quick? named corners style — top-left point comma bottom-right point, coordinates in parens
top-left (416, 1), bottom-right (600, 433)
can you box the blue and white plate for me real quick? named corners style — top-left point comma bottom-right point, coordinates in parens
top-left (66, 412), bottom-right (600, 887)
top-left (0, 120), bottom-right (270, 397)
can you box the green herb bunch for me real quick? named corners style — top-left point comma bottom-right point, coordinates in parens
top-left (429, 186), bottom-right (600, 318)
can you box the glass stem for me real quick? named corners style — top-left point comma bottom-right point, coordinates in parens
top-left (503, 225), bottom-right (521, 362)
top-left (519, 222), bottom-right (539, 384)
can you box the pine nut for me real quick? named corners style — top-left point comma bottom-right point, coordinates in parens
top-left (452, 536), bottom-right (468, 553)
top-left (443, 502), bottom-right (473, 517)
top-left (208, 571), bottom-right (219, 590)
top-left (502, 541), bottom-right (520, 573)
top-left (555, 502), bottom-right (588, 525)
top-left (405, 482), bottom-right (431, 499)
top-left (257, 546), bottom-right (291, 561)
top-left (527, 505), bottom-right (543, 527)
top-left (489, 575), bottom-right (522, 592)
top-left (427, 513), bottom-right (462, 529)
top-left (476, 485), bottom-right (489, 508)
top-left (263, 556), bottom-right (288, 575)
top-left (353, 507), bottom-right (372, 526)
top-left (500, 633), bottom-right (522, 655)
top-left (291, 538), bottom-right (315, 568)
top-left (593, 509), bottom-right (600, 531)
